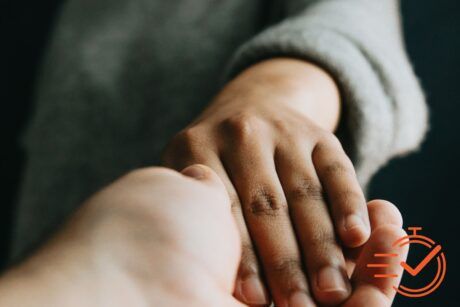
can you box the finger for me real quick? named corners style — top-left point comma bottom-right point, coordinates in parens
top-left (275, 146), bottom-right (351, 305)
top-left (345, 200), bottom-right (403, 276)
top-left (224, 139), bottom-right (313, 307)
top-left (232, 201), bottom-right (271, 306)
top-left (344, 225), bottom-right (409, 307)
top-left (168, 153), bottom-right (269, 305)
top-left (179, 162), bottom-right (240, 294)
top-left (368, 200), bottom-right (403, 229)
top-left (312, 136), bottom-right (370, 248)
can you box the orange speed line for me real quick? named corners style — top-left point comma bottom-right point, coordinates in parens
top-left (366, 263), bottom-right (390, 268)
top-left (374, 253), bottom-right (398, 257)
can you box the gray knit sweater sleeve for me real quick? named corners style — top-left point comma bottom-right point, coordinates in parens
top-left (226, 0), bottom-right (428, 186)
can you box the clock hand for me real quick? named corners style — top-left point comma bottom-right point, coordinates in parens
top-left (401, 245), bottom-right (442, 277)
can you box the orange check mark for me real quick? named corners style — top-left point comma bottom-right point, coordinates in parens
top-left (401, 245), bottom-right (442, 277)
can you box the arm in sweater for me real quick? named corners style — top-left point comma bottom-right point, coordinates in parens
top-left (227, 0), bottom-right (428, 186)
top-left (165, 1), bottom-right (428, 305)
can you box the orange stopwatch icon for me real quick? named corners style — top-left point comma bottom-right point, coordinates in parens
top-left (367, 227), bottom-right (447, 298)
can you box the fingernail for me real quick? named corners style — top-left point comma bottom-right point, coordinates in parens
top-left (289, 292), bottom-right (314, 307)
top-left (181, 165), bottom-right (206, 179)
top-left (317, 267), bottom-right (348, 293)
top-left (344, 214), bottom-right (367, 233)
top-left (238, 276), bottom-right (268, 305)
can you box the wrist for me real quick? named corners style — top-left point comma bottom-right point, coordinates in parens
top-left (228, 58), bottom-right (341, 132)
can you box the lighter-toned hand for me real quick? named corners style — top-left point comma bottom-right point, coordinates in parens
top-left (0, 165), bottom-right (244, 307)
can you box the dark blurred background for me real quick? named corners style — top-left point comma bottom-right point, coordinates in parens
top-left (1, 0), bottom-right (459, 306)
top-left (367, 0), bottom-right (460, 305)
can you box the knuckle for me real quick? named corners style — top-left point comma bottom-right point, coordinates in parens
top-left (239, 244), bottom-right (259, 277)
top-left (323, 160), bottom-right (353, 176)
top-left (308, 228), bottom-right (338, 252)
top-left (288, 177), bottom-right (325, 202)
top-left (220, 113), bottom-right (262, 142)
top-left (247, 188), bottom-right (288, 217)
top-left (270, 258), bottom-right (302, 275)
top-left (334, 189), bottom-right (365, 209)
top-left (176, 127), bottom-right (202, 144)
top-left (272, 118), bottom-right (291, 134)
top-left (268, 258), bottom-right (308, 291)
top-left (306, 233), bottom-right (344, 268)
top-left (168, 127), bottom-right (205, 156)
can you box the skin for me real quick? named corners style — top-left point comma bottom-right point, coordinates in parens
top-left (163, 58), bottom-right (371, 306)
top-left (0, 165), bottom-right (407, 307)
top-left (0, 166), bottom-right (243, 307)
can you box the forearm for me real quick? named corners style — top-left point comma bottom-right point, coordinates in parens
top-left (0, 230), bottom-right (142, 307)
top-left (0, 247), bottom-right (95, 307)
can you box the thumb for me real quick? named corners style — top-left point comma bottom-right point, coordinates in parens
top-left (343, 225), bottom-right (409, 307)
top-left (182, 164), bottom-right (224, 185)
top-left (181, 164), bottom-right (240, 292)
top-left (181, 163), bottom-right (230, 204)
